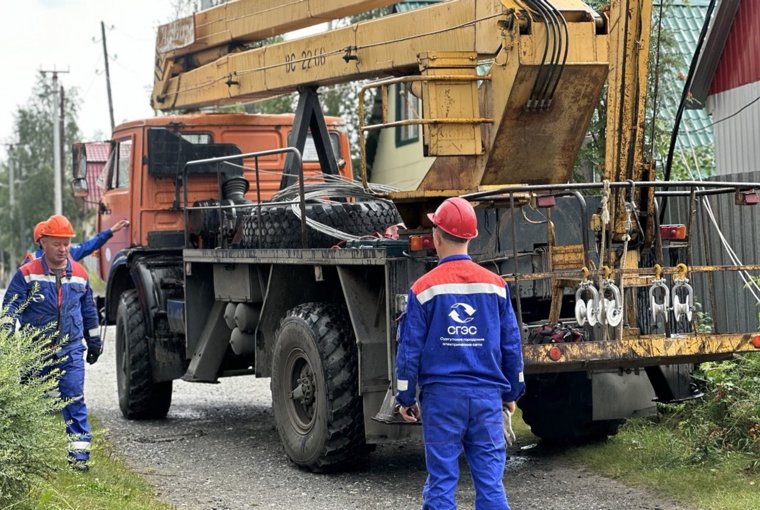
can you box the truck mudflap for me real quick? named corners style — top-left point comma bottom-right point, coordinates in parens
top-left (523, 332), bottom-right (760, 373)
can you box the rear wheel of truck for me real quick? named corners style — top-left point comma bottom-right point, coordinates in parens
top-left (116, 289), bottom-right (173, 420)
top-left (518, 372), bottom-right (622, 444)
top-left (271, 302), bottom-right (366, 472)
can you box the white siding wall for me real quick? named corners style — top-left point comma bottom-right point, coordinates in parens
top-left (706, 80), bottom-right (760, 175)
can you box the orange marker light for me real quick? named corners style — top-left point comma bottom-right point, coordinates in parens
top-left (751, 334), bottom-right (760, 349)
top-left (410, 234), bottom-right (434, 252)
top-left (660, 224), bottom-right (687, 241)
top-left (548, 346), bottom-right (562, 361)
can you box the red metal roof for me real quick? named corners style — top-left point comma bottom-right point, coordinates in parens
top-left (84, 142), bottom-right (109, 209)
top-left (84, 142), bottom-right (110, 162)
top-left (709, 0), bottom-right (760, 95)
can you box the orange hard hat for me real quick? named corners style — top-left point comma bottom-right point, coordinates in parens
top-left (33, 220), bottom-right (47, 243)
top-left (427, 197), bottom-right (478, 240)
top-left (43, 214), bottom-right (76, 238)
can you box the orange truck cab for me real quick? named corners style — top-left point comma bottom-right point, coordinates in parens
top-left (73, 112), bottom-right (352, 281)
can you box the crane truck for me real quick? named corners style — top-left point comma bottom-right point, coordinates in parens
top-left (70, 0), bottom-right (760, 471)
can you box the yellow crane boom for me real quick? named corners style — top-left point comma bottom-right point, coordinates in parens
top-left (152, 0), bottom-right (608, 191)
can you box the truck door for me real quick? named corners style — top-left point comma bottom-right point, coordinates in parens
top-left (98, 136), bottom-right (133, 278)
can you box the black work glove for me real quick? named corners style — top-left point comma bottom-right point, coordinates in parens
top-left (86, 341), bottom-right (103, 365)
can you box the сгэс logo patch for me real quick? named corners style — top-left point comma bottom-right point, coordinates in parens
top-left (449, 303), bottom-right (476, 324)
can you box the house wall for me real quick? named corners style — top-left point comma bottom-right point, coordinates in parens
top-left (705, 0), bottom-right (760, 176)
top-left (708, 0), bottom-right (760, 95)
top-left (369, 84), bottom-right (434, 190)
top-left (707, 81), bottom-right (760, 175)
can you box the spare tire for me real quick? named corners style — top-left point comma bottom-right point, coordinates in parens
top-left (241, 200), bottom-right (402, 249)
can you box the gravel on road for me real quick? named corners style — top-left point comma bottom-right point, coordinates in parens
top-left (85, 326), bottom-right (695, 510)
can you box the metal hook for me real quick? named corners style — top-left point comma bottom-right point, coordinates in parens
top-left (601, 279), bottom-right (623, 327)
top-left (575, 281), bottom-right (600, 327)
top-left (649, 277), bottom-right (670, 324)
top-left (672, 277), bottom-right (694, 323)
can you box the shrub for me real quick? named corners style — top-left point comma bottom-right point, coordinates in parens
top-left (662, 353), bottom-right (760, 468)
top-left (0, 311), bottom-right (68, 506)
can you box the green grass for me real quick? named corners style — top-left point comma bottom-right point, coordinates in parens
top-left (558, 418), bottom-right (760, 510)
top-left (8, 407), bottom-right (757, 509)
top-left (10, 418), bottom-right (174, 510)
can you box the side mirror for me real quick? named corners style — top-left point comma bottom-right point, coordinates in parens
top-left (72, 177), bottom-right (89, 198)
top-left (72, 143), bottom-right (87, 179)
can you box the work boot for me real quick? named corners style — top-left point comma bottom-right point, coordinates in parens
top-left (69, 459), bottom-right (89, 472)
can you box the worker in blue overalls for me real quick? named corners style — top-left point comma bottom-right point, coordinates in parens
top-left (395, 197), bottom-right (525, 510)
top-left (3, 214), bottom-right (102, 472)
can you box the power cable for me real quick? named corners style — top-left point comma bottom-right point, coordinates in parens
top-left (660, 0), bottom-right (717, 222)
top-left (673, 139), bottom-right (760, 303)
top-left (689, 95), bottom-right (760, 133)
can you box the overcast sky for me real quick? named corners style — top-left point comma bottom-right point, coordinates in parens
top-left (0, 0), bottom-right (178, 159)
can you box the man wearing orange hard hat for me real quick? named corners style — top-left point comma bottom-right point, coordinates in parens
top-left (2, 214), bottom-right (102, 472)
top-left (395, 197), bottom-right (525, 510)
top-left (20, 217), bottom-right (129, 267)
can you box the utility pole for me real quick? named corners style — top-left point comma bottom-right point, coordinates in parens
top-left (52, 74), bottom-right (62, 215)
top-left (8, 144), bottom-right (15, 211)
top-left (101, 21), bottom-right (115, 131)
top-left (59, 85), bottom-right (66, 210)
top-left (40, 69), bottom-right (69, 215)
top-left (4, 143), bottom-right (23, 266)
top-left (8, 144), bottom-right (17, 265)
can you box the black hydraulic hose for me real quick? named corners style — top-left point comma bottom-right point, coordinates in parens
top-left (660, 0), bottom-right (718, 223)
top-left (546, 5), bottom-right (570, 104)
top-left (534, 0), bottom-right (560, 106)
top-left (534, 0), bottom-right (561, 107)
top-left (526, 0), bottom-right (552, 107)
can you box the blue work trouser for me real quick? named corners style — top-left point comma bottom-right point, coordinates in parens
top-left (42, 345), bottom-right (92, 461)
top-left (420, 385), bottom-right (509, 510)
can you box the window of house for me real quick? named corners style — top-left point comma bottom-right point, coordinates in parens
top-left (395, 83), bottom-right (420, 147)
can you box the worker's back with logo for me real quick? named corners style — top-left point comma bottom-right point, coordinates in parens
top-left (397, 253), bottom-right (523, 399)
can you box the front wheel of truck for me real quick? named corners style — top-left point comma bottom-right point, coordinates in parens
top-left (116, 289), bottom-right (173, 419)
top-left (271, 302), bottom-right (366, 472)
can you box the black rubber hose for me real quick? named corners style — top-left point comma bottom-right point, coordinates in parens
top-left (526, 0), bottom-right (552, 107)
top-left (659, 0), bottom-right (718, 223)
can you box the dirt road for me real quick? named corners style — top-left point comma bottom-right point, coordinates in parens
top-left (85, 326), bottom-right (694, 510)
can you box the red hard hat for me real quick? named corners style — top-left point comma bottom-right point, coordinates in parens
top-left (33, 221), bottom-right (47, 243)
top-left (427, 197), bottom-right (478, 239)
top-left (43, 214), bottom-right (76, 238)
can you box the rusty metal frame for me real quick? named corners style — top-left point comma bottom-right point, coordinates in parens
top-left (462, 180), bottom-right (760, 344)
top-left (524, 332), bottom-right (760, 373)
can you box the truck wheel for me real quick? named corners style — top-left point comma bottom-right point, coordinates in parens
top-left (241, 200), bottom-right (402, 249)
top-left (271, 302), bottom-right (366, 471)
top-left (116, 289), bottom-right (172, 420)
top-left (518, 372), bottom-right (622, 444)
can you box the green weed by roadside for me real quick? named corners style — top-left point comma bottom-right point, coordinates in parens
top-left (0, 302), bottom-right (67, 507)
top-left (667, 354), bottom-right (760, 467)
top-left (12, 417), bottom-right (174, 510)
top-left (563, 355), bottom-right (760, 510)
top-left (567, 418), bottom-right (759, 510)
